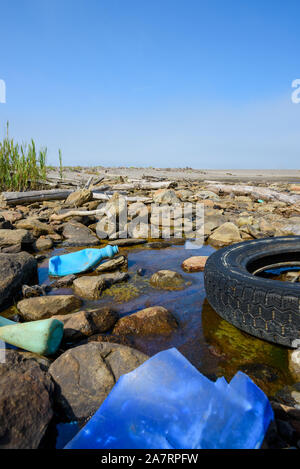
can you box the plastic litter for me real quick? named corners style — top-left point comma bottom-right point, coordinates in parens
top-left (65, 348), bottom-right (274, 450)
top-left (48, 245), bottom-right (119, 276)
top-left (257, 199), bottom-right (264, 203)
top-left (0, 315), bottom-right (64, 356)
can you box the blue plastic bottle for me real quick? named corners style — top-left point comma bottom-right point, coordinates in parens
top-left (48, 245), bottom-right (119, 276)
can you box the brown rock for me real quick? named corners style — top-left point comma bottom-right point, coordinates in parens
top-left (0, 350), bottom-right (54, 449)
top-left (73, 276), bottom-right (106, 299)
top-left (153, 189), bottom-right (181, 204)
top-left (15, 218), bottom-right (55, 237)
top-left (0, 210), bottom-right (23, 223)
top-left (53, 307), bottom-right (118, 341)
top-left (181, 256), bottom-right (208, 272)
top-left (208, 222), bottom-right (242, 247)
top-left (65, 189), bottom-right (93, 207)
top-left (95, 255), bottom-right (128, 273)
top-left (0, 252), bottom-right (37, 309)
top-left (0, 229), bottom-right (35, 248)
top-left (48, 342), bottom-right (148, 420)
top-left (62, 221), bottom-right (99, 247)
top-left (150, 270), bottom-right (185, 290)
top-left (34, 236), bottom-right (54, 251)
top-left (17, 295), bottom-right (82, 321)
top-left (113, 306), bottom-right (178, 336)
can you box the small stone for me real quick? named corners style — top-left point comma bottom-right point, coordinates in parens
top-left (95, 255), bottom-right (127, 273)
top-left (150, 270), bottom-right (185, 290)
top-left (73, 276), bottom-right (106, 300)
top-left (22, 284), bottom-right (50, 298)
top-left (181, 256), bottom-right (208, 272)
top-left (51, 274), bottom-right (77, 288)
top-left (34, 236), bottom-right (53, 251)
top-left (113, 306), bottom-right (178, 336)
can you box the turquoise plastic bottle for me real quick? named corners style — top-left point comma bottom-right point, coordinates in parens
top-left (0, 316), bottom-right (64, 356)
top-left (48, 245), bottom-right (119, 276)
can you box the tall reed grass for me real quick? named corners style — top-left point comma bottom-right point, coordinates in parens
top-left (0, 123), bottom-right (47, 191)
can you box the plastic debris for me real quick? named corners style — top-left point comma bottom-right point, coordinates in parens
top-left (257, 199), bottom-right (264, 203)
top-left (0, 315), bottom-right (64, 356)
top-left (48, 245), bottom-right (119, 276)
top-left (65, 348), bottom-right (274, 450)
top-left (56, 422), bottom-right (79, 449)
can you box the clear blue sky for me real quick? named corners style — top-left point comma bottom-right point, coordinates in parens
top-left (0, 0), bottom-right (299, 168)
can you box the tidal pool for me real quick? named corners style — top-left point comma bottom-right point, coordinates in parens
top-left (34, 240), bottom-right (295, 398)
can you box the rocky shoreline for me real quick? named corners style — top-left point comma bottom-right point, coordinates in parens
top-left (0, 169), bottom-right (300, 448)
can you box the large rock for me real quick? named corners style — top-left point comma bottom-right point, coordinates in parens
top-left (0, 252), bottom-right (37, 309)
top-left (181, 256), bottom-right (208, 272)
top-left (65, 189), bottom-right (93, 207)
top-left (52, 307), bottom-right (118, 341)
top-left (150, 270), bottom-right (185, 290)
top-left (73, 273), bottom-right (129, 299)
top-left (15, 218), bottom-right (55, 237)
top-left (195, 190), bottom-right (220, 202)
top-left (208, 222), bottom-right (242, 247)
top-left (0, 229), bottom-right (35, 248)
top-left (73, 276), bottom-right (106, 300)
top-left (0, 350), bottom-right (54, 449)
top-left (17, 295), bottom-right (82, 321)
top-left (0, 210), bottom-right (23, 223)
top-left (153, 189), bottom-right (181, 204)
top-left (113, 306), bottom-right (178, 336)
top-left (48, 342), bottom-right (148, 420)
top-left (62, 221), bottom-right (99, 247)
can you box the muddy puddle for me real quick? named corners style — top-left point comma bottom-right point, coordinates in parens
top-left (2, 240), bottom-right (293, 400)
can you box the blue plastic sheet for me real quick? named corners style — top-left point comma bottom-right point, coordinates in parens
top-left (65, 348), bottom-right (273, 449)
top-left (48, 245), bottom-right (119, 276)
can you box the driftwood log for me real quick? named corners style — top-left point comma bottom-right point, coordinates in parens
top-left (206, 184), bottom-right (300, 205)
top-left (108, 181), bottom-right (176, 191)
top-left (1, 189), bottom-right (74, 205)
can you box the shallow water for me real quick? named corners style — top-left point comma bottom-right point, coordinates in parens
top-left (1, 239), bottom-right (296, 448)
top-left (29, 240), bottom-right (294, 398)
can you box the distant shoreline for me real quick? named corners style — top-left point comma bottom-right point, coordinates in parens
top-left (48, 167), bottom-right (300, 183)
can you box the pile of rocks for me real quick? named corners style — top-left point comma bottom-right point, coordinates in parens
top-left (0, 176), bottom-right (300, 448)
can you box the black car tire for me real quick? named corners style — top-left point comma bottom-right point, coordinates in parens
top-left (204, 236), bottom-right (300, 348)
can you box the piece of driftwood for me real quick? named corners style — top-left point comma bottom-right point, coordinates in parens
top-left (109, 181), bottom-right (176, 191)
top-left (92, 193), bottom-right (152, 203)
top-left (206, 184), bottom-right (300, 205)
top-left (50, 208), bottom-right (106, 221)
top-left (2, 189), bottom-right (74, 205)
top-left (50, 194), bottom-right (153, 222)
